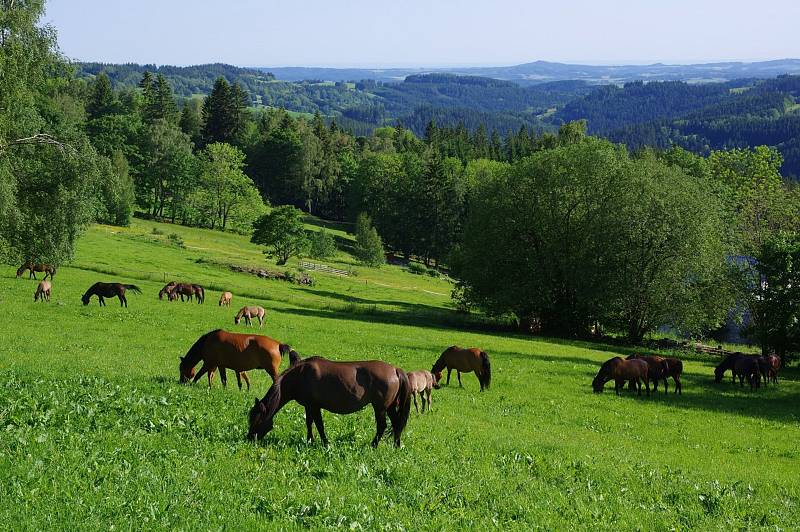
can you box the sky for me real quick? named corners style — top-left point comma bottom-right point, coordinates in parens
top-left (45, 0), bottom-right (800, 68)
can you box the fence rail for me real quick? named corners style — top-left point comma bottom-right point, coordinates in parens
top-left (299, 261), bottom-right (350, 276)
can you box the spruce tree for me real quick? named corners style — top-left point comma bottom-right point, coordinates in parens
top-left (86, 72), bottom-right (117, 120)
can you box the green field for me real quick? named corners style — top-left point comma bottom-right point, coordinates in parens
top-left (1, 220), bottom-right (798, 529)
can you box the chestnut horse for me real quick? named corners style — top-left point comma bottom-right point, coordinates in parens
top-left (235, 306), bottom-right (265, 328)
top-left (34, 280), bottom-right (52, 302)
top-left (219, 291), bottom-right (233, 307)
top-left (247, 356), bottom-right (412, 448)
top-left (407, 370), bottom-right (437, 413)
top-left (592, 357), bottom-right (650, 396)
top-left (179, 329), bottom-right (293, 387)
top-left (431, 346), bottom-right (491, 391)
top-left (17, 263), bottom-right (56, 280)
top-left (81, 282), bottom-right (141, 307)
top-left (757, 354), bottom-right (781, 385)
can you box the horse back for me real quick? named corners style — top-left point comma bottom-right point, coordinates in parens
top-left (295, 358), bottom-right (401, 413)
top-left (206, 330), bottom-right (281, 372)
top-left (441, 346), bottom-right (483, 372)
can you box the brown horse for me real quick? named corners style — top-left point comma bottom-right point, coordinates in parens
top-left (167, 283), bottom-right (204, 303)
top-left (17, 263), bottom-right (56, 280)
top-left (626, 354), bottom-right (683, 394)
top-left (592, 357), bottom-right (650, 396)
top-left (81, 282), bottom-right (141, 307)
top-left (235, 306), bottom-right (265, 328)
top-left (431, 346), bottom-right (491, 391)
top-left (219, 291), bottom-right (233, 307)
top-left (179, 329), bottom-right (293, 387)
top-left (34, 280), bottom-right (52, 302)
top-left (407, 370), bottom-right (437, 413)
top-left (158, 281), bottom-right (177, 300)
top-left (247, 356), bottom-right (412, 448)
top-left (734, 356), bottom-right (761, 390)
top-left (757, 354), bottom-right (781, 385)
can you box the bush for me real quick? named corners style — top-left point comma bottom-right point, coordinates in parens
top-left (151, 227), bottom-right (164, 236)
top-left (353, 213), bottom-right (385, 267)
top-left (168, 233), bottom-right (185, 248)
top-left (407, 262), bottom-right (426, 275)
top-left (309, 229), bottom-right (337, 259)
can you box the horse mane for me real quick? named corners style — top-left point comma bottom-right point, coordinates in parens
top-left (182, 329), bottom-right (220, 368)
top-left (432, 347), bottom-right (457, 373)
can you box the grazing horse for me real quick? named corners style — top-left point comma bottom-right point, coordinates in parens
top-left (179, 329), bottom-right (293, 388)
top-left (16, 263), bottom-right (56, 280)
top-left (431, 346), bottom-right (491, 391)
top-left (167, 283), bottom-right (203, 303)
top-left (34, 280), bottom-right (52, 302)
top-left (626, 354), bottom-right (669, 393)
top-left (247, 356), bottom-right (412, 448)
top-left (192, 284), bottom-right (205, 304)
top-left (81, 282), bottom-right (141, 307)
top-left (592, 357), bottom-right (650, 396)
top-left (234, 306), bottom-right (266, 328)
top-left (219, 291), bottom-right (233, 307)
top-left (407, 370), bottom-right (437, 413)
top-left (158, 281), bottom-right (177, 300)
top-left (734, 357), bottom-right (761, 390)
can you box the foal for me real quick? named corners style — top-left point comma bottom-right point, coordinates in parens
top-left (219, 291), bottom-right (233, 307)
top-left (235, 306), bottom-right (266, 328)
top-left (407, 370), bottom-right (437, 413)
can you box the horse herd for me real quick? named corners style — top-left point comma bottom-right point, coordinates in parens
top-left (15, 262), bottom-right (783, 448)
top-left (592, 352), bottom-right (781, 396)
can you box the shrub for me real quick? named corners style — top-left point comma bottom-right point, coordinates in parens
top-left (309, 229), bottom-right (337, 260)
top-left (407, 262), bottom-right (426, 275)
top-left (168, 233), bottom-right (185, 248)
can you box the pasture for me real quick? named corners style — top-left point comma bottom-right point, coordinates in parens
top-left (1, 220), bottom-right (799, 529)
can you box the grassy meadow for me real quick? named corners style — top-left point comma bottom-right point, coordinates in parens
top-left (1, 219), bottom-right (798, 529)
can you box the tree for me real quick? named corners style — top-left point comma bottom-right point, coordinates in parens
top-left (0, 0), bottom-right (102, 264)
top-left (86, 72), bottom-right (118, 120)
top-left (193, 142), bottom-right (265, 231)
top-left (201, 77), bottom-right (249, 146)
top-left (251, 206), bottom-right (309, 265)
top-left (137, 120), bottom-right (196, 219)
top-left (96, 149), bottom-right (135, 226)
top-left (353, 213), bottom-right (385, 267)
top-left (309, 229), bottom-right (337, 260)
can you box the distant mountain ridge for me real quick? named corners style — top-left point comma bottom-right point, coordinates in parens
top-left (260, 59), bottom-right (800, 84)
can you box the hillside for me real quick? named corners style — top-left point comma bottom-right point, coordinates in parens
top-left (1, 219), bottom-right (799, 528)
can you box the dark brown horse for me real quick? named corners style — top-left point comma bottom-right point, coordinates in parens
top-left (734, 356), bottom-right (761, 390)
top-left (166, 283), bottom-right (204, 303)
top-left (431, 346), bottom-right (491, 391)
top-left (17, 263), bottom-right (56, 280)
top-left (715, 354), bottom-right (762, 387)
top-left (247, 356), bottom-right (412, 448)
top-left (179, 329), bottom-right (293, 387)
top-left (81, 282), bottom-right (141, 307)
top-left (757, 354), bottom-right (781, 385)
top-left (592, 357), bottom-right (650, 396)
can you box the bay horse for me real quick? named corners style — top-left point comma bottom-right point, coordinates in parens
top-left (626, 354), bottom-right (682, 394)
top-left (179, 329), bottom-right (293, 387)
top-left (431, 346), bottom-right (491, 391)
top-left (756, 354), bottom-right (781, 385)
top-left (592, 357), bottom-right (650, 396)
top-left (167, 283), bottom-right (204, 303)
top-left (81, 282), bottom-right (141, 307)
top-left (235, 306), bottom-right (266, 328)
top-left (247, 356), bottom-right (412, 448)
top-left (219, 291), bottom-right (233, 307)
top-left (407, 370), bottom-right (437, 413)
top-left (17, 263), bottom-right (56, 280)
top-left (34, 280), bottom-right (52, 302)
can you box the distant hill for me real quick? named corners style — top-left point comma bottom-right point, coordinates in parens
top-left (261, 59), bottom-right (800, 84)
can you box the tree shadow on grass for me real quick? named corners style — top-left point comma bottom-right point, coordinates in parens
top-left (300, 288), bottom-right (445, 311)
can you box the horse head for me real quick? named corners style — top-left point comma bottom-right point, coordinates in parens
top-left (178, 356), bottom-right (196, 383)
top-left (81, 292), bottom-right (91, 305)
top-left (16, 266), bottom-right (25, 278)
top-left (247, 397), bottom-right (274, 441)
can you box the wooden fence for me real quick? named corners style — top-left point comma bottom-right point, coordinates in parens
top-left (299, 261), bottom-right (350, 276)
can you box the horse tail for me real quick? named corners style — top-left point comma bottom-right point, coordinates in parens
top-left (480, 351), bottom-right (491, 389)
top-left (393, 368), bottom-right (411, 438)
top-left (673, 359), bottom-right (683, 377)
top-left (124, 284), bottom-right (142, 294)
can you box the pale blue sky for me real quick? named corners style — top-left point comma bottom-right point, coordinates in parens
top-left (46, 0), bottom-right (800, 67)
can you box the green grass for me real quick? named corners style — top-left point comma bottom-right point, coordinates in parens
top-left (1, 220), bottom-right (798, 529)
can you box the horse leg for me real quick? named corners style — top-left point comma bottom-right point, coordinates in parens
top-left (305, 406), bottom-right (314, 442)
top-left (426, 389), bottom-right (432, 412)
top-left (120, 294), bottom-right (127, 307)
top-left (235, 372), bottom-right (242, 390)
top-left (614, 379), bottom-right (621, 396)
top-left (312, 408), bottom-right (328, 447)
top-left (412, 392), bottom-right (418, 414)
top-left (241, 372), bottom-right (250, 391)
top-left (219, 368), bottom-right (227, 388)
top-left (259, 315), bottom-right (264, 328)
top-left (207, 367), bottom-right (217, 388)
top-left (371, 406), bottom-right (387, 447)
top-left (446, 368), bottom-right (451, 385)
top-left (457, 370), bottom-right (462, 388)
top-left (99, 296), bottom-right (105, 306)
top-left (192, 363), bottom-right (211, 385)
top-left (644, 377), bottom-right (650, 397)
top-left (31, 271), bottom-right (36, 280)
